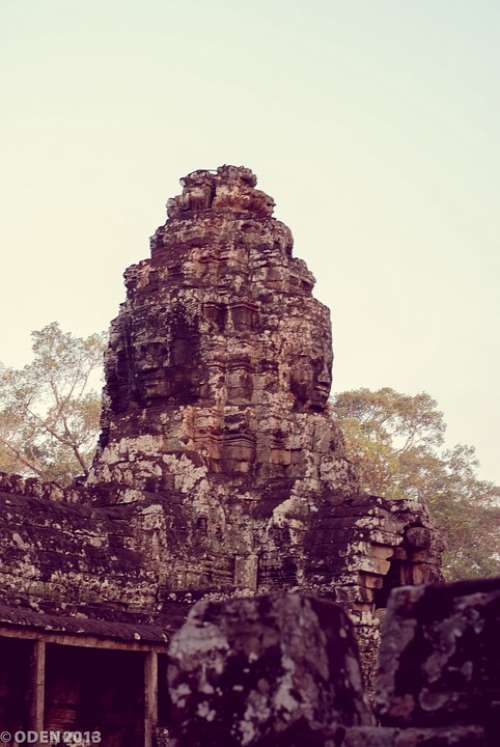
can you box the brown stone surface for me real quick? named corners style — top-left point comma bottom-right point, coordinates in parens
top-left (0, 166), bottom-right (443, 681)
top-left (0, 165), bottom-right (450, 744)
top-left (166, 593), bottom-right (373, 747)
top-left (375, 576), bottom-right (500, 744)
top-left (87, 166), bottom-right (360, 597)
top-left (94, 166), bottom-right (345, 475)
top-left (0, 603), bottom-right (168, 645)
top-left (0, 470), bottom-right (87, 503)
top-left (341, 725), bottom-right (486, 746)
top-left (83, 165), bottom-right (442, 639)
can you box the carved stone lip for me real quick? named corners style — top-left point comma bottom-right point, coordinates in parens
top-left (315, 384), bottom-right (331, 393)
top-left (314, 384), bottom-right (332, 399)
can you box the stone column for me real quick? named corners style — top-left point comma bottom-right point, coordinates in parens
top-left (144, 651), bottom-right (158, 747)
top-left (29, 639), bottom-right (46, 743)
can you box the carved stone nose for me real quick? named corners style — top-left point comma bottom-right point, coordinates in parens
top-left (318, 361), bottom-right (332, 384)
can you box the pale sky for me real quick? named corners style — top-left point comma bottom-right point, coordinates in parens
top-left (1, 1), bottom-right (499, 483)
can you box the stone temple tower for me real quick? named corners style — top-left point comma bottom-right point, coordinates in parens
top-left (0, 166), bottom-right (443, 735)
top-left (86, 165), bottom-right (442, 615)
top-left (88, 165), bottom-right (359, 588)
top-left (92, 165), bottom-right (356, 491)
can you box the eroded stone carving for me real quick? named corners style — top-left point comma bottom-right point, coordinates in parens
top-left (0, 165), bottom-right (444, 710)
top-left (90, 165), bottom-right (351, 496)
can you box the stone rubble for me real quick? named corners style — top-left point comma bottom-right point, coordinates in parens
top-left (165, 577), bottom-right (499, 745)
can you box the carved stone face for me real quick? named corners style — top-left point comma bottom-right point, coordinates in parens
top-left (311, 353), bottom-right (333, 408)
top-left (107, 307), bottom-right (205, 410)
top-left (108, 291), bottom-right (332, 419)
top-left (226, 363), bottom-right (253, 404)
top-left (289, 346), bottom-right (332, 412)
top-left (135, 337), bottom-right (203, 406)
top-left (104, 165), bottom-right (334, 433)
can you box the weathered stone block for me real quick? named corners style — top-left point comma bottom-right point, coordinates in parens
top-left (167, 593), bottom-right (374, 746)
top-left (376, 577), bottom-right (500, 741)
top-left (342, 725), bottom-right (486, 746)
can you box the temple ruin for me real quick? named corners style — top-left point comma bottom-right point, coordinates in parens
top-left (0, 166), bottom-right (448, 745)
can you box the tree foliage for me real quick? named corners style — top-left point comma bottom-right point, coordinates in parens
top-left (332, 388), bottom-right (500, 581)
top-left (0, 323), bottom-right (105, 485)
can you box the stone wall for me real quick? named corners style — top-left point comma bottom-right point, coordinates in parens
top-left (0, 479), bottom-right (440, 646)
top-left (0, 488), bottom-right (154, 621)
top-left (0, 470), bottom-right (87, 504)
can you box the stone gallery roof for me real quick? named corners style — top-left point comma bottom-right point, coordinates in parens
top-left (0, 603), bottom-right (168, 646)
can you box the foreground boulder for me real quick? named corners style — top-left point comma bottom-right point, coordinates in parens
top-left (375, 576), bottom-right (500, 745)
top-left (167, 593), bottom-right (373, 746)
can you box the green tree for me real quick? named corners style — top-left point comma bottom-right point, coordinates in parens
top-left (0, 323), bottom-right (105, 485)
top-left (332, 388), bottom-right (500, 580)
